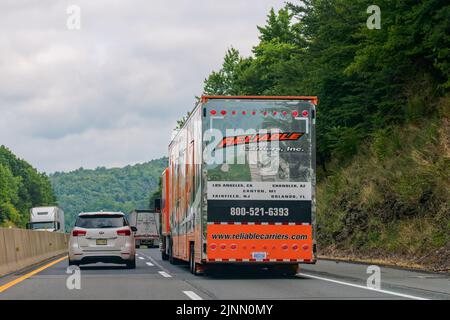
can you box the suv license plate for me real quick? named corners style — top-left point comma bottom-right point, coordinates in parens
top-left (252, 252), bottom-right (267, 260)
top-left (96, 239), bottom-right (107, 245)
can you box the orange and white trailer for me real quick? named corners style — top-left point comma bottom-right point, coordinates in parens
top-left (159, 96), bottom-right (317, 275)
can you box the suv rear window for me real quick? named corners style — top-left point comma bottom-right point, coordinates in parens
top-left (75, 215), bottom-right (128, 229)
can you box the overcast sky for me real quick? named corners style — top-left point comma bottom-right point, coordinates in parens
top-left (0, 0), bottom-right (284, 173)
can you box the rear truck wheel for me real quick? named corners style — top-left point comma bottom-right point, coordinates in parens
top-left (161, 251), bottom-right (169, 261)
top-left (126, 258), bottom-right (136, 269)
top-left (169, 239), bottom-right (176, 265)
top-left (272, 264), bottom-right (299, 277)
top-left (189, 243), bottom-right (201, 275)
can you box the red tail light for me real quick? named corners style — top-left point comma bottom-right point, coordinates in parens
top-left (220, 244), bottom-right (226, 250)
top-left (117, 229), bottom-right (131, 236)
top-left (230, 244), bottom-right (237, 250)
top-left (302, 244), bottom-right (309, 251)
top-left (292, 244), bottom-right (299, 251)
top-left (282, 244), bottom-right (289, 251)
top-left (292, 111), bottom-right (299, 117)
top-left (210, 243), bottom-right (217, 250)
top-left (221, 110), bottom-right (227, 115)
top-left (72, 230), bottom-right (86, 237)
top-left (210, 110), bottom-right (217, 115)
top-left (302, 110), bottom-right (309, 117)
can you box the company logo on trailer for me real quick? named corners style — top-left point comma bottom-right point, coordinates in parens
top-left (216, 132), bottom-right (304, 149)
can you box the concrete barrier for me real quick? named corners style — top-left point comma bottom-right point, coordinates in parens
top-left (0, 228), bottom-right (68, 277)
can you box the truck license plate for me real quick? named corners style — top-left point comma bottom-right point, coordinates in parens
top-left (252, 252), bottom-right (267, 260)
top-left (96, 239), bottom-right (107, 245)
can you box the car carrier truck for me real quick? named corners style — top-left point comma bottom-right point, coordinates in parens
top-left (129, 210), bottom-right (159, 248)
top-left (159, 95), bottom-right (317, 275)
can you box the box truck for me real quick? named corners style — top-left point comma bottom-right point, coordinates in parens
top-left (129, 210), bottom-right (159, 248)
top-left (27, 206), bottom-right (65, 233)
top-left (159, 95), bottom-right (317, 275)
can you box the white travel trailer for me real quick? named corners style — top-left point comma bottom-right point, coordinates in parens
top-left (27, 206), bottom-right (65, 233)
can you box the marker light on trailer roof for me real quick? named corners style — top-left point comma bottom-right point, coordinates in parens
top-left (252, 111), bottom-right (256, 115)
top-left (232, 111), bottom-right (237, 115)
top-left (283, 111), bottom-right (287, 116)
top-left (273, 111), bottom-right (277, 115)
top-left (210, 110), bottom-right (217, 115)
top-left (264, 111), bottom-right (268, 116)
top-left (292, 111), bottom-right (299, 117)
top-left (221, 110), bottom-right (227, 115)
top-left (242, 111), bottom-right (246, 115)
top-left (302, 110), bottom-right (309, 117)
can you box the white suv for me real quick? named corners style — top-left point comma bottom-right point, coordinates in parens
top-left (68, 212), bottom-right (137, 268)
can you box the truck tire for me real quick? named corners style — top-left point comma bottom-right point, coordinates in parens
top-left (169, 239), bottom-right (176, 264)
top-left (161, 251), bottom-right (169, 261)
top-left (189, 243), bottom-right (200, 275)
top-left (272, 264), bottom-right (298, 277)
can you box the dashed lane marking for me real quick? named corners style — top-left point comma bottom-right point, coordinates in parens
top-left (183, 290), bottom-right (203, 300)
top-left (146, 262), bottom-right (154, 267)
top-left (158, 271), bottom-right (172, 278)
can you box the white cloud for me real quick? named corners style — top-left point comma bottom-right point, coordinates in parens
top-left (0, 0), bottom-right (285, 172)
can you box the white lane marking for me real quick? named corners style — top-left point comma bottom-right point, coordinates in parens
top-left (298, 273), bottom-right (429, 300)
top-left (183, 291), bottom-right (203, 300)
top-left (146, 262), bottom-right (154, 267)
top-left (159, 271), bottom-right (172, 278)
top-left (138, 257), bottom-right (145, 260)
top-left (139, 252), bottom-right (172, 274)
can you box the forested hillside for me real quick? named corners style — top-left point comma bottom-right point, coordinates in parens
top-left (50, 158), bottom-right (167, 229)
top-left (0, 146), bottom-right (56, 228)
top-left (202, 1), bottom-right (449, 270)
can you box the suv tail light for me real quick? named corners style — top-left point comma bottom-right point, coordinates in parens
top-left (72, 230), bottom-right (86, 237)
top-left (117, 228), bottom-right (131, 236)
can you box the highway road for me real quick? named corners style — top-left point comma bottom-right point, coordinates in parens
top-left (0, 249), bottom-right (449, 300)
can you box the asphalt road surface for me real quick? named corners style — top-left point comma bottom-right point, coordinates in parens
top-left (1, 249), bottom-right (449, 300)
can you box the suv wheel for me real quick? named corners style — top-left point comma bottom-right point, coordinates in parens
top-left (126, 259), bottom-right (136, 269)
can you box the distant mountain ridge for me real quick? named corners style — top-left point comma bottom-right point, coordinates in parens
top-left (50, 157), bottom-right (167, 230)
